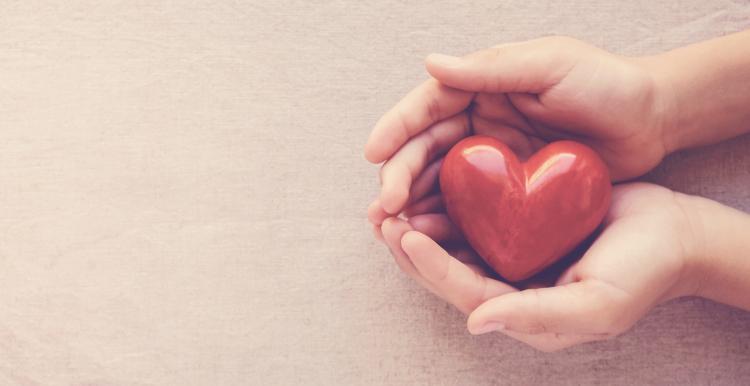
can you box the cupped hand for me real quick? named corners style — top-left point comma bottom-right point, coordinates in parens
top-left (365, 36), bottom-right (674, 218)
top-left (378, 183), bottom-right (702, 352)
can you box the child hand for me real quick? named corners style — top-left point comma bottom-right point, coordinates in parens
top-left (379, 183), bottom-right (703, 352)
top-left (365, 36), bottom-right (674, 217)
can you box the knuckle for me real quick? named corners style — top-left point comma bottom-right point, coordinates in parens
top-left (380, 159), bottom-right (405, 182)
top-left (419, 129), bottom-right (436, 162)
top-left (435, 259), bottom-right (451, 283)
top-left (381, 216), bottom-right (398, 229)
top-left (394, 107), bottom-right (412, 142)
top-left (425, 92), bottom-right (442, 123)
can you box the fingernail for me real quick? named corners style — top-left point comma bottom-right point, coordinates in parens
top-left (428, 53), bottom-right (462, 67)
top-left (472, 322), bottom-right (505, 335)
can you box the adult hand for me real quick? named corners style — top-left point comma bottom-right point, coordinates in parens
top-left (365, 36), bottom-right (673, 218)
top-left (380, 183), bottom-right (702, 352)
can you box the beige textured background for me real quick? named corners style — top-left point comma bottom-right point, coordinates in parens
top-left (1, 1), bottom-right (749, 385)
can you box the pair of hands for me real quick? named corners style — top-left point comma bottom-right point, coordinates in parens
top-left (364, 36), bottom-right (705, 352)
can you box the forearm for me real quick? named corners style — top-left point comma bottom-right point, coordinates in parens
top-left (681, 194), bottom-right (750, 310)
top-left (649, 29), bottom-right (750, 153)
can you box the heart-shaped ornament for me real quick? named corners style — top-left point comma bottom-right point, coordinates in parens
top-left (440, 136), bottom-right (611, 282)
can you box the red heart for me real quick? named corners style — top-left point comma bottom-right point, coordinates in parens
top-left (439, 136), bottom-right (611, 282)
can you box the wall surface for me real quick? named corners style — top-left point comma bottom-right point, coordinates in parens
top-left (1, 1), bottom-right (749, 385)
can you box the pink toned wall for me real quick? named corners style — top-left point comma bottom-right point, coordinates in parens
top-left (0, 1), bottom-right (748, 385)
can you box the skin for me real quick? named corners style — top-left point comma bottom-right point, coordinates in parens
top-left (365, 31), bottom-right (750, 351)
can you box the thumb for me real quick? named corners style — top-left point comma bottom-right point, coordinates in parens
top-left (466, 279), bottom-right (631, 336)
top-left (425, 37), bottom-right (581, 93)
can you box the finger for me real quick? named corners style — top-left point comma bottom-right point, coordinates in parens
top-left (471, 116), bottom-right (538, 160)
top-left (555, 265), bottom-right (579, 286)
top-left (452, 249), bottom-right (488, 268)
top-left (506, 93), bottom-right (570, 141)
top-left (379, 113), bottom-right (470, 214)
top-left (401, 231), bottom-right (516, 314)
top-left (365, 79), bottom-right (473, 163)
top-left (425, 37), bottom-right (579, 93)
top-left (409, 158), bottom-right (443, 204)
top-left (464, 263), bottom-right (490, 276)
top-left (372, 224), bottom-right (384, 242)
top-left (403, 194), bottom-right (444, 217)
top-left (408, 213), bottom-right (462, 243)
top-left (516, 243), bottom-right (589, 290)
top-left (472, 92), bottom-right (532, 131)
top-left (381, 218), bottom-right (440, 296)
top-left (367, 199), bottom-right (390, 226)
top-left (467, 279), bottom-right (629, 335)
top-left (506, 93), bottom-right (546, 118)
top-left (500, 329), bottom-right (604, 353)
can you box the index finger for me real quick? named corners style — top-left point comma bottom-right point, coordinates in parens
top-left (364, 79), bottom-right (473, 163)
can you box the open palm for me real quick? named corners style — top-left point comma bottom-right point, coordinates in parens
top-left (378, 182), bottom-right (698, 352)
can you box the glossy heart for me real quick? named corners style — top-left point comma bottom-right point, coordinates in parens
top-left (439, 136), bottom-right (611, 282)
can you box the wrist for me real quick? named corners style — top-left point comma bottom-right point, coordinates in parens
top-left (669, 192), bottom-right (710, 299)
top-left (671, 192), bottom-right (750, 310)
top-left (637, 53), bottom-right (685, 156)
top-left (641, 30), bottom-right (750, 156)
top-left (681, 195), bottom-right (750, 310)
